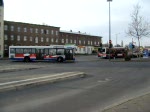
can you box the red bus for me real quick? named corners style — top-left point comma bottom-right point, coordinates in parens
top-left (9, 45), bottom-right (76, 62)
top-left (98, 47), bottom-right (126, 59)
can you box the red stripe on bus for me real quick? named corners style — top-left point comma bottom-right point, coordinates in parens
top-left (15, 54), bottom-right (24, 57)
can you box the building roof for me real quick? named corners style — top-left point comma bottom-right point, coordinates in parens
top-left (0, 0), bottom-right (3, 6)
top-left (4, 20), bottom-right (60, 29)
top-left (60, 30), bottom-right (102, 38)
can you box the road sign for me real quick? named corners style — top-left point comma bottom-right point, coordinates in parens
top-left (143, 49), bottom-right (149, 58)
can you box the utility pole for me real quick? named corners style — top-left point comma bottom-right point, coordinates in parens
top-left (107, 0), bottom-right (112, 61)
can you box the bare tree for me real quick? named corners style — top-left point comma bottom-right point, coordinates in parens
top-left (127, 4), bottom-right (150, 56)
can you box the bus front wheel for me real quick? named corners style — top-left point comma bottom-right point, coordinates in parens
top-left (24, 57), bottom-right (30, 62)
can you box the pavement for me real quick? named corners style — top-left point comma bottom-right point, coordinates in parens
top-left (1, 58), bottom-right (150, 112)
top-left (102, 93), bottom-right (150, 112)
top-left (101, 58), bottom-right (150, 112)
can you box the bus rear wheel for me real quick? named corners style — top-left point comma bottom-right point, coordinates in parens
top-left (24, 57), bottom-right (30, 62)
top-left (57, 57), bottom-right (63, 62)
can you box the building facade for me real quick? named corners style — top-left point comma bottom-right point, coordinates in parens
top-left (4, 21), bottom-right (60, 56)
top-left (59, 30), bottom-right (102, 54)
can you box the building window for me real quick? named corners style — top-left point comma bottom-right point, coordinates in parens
top-left (30, 28), bottom-right (33, 33)
top-left (41, 29), bottom-right (44, 34)
top-left (46, 30), bottom-right (49, 34)
top-left (18, 27), bottom-right (21, 32)
top-left (17, 35), bottom-right (20, 41)
top-left (74, 40), bottom-right (76, 44)
top-left (51, 38), bottom-right (54, 43)
top-left (95, 41), bottom-right (96, 45)
top-left (98, 42), bottom-right (100, 45)
top-left (84, 40), bottom-right (85, 45)
top-left (11, 35), bottom-right (14, 41)
top-left (30, 37), bottom-right (32, 41)
top-left (46, 38), bottom-right (49, 42)
top-left (91, 41), bottom-right (93, 45)
top-left (79, 40), bottom-right (81, 44)
top-left (56, 31), bottom-right (58, 36)
top-left (62, 39), bottom-right (64, 43)
top-left (66, 39), bottom-right (68, 43)
top-left (35, 28), bottom-right (38, 33)
top-left (88, 41), bottom-right (90, 45)
top-left (70, 39), bottom-right (72, 43)
top-left (41, 37), bottom-right (44, 42)
top-left (4, 35), bottom-right (8, 40)
top-left (51, 30), bottom-right (54, 35)
top-left (4, 44), bottom-right (8, 50)
top-left (24, 28), bottom-right (27, 32)
top-left (56, 39), bottom-right (58, 43)
top-left (4, 25), bottom-right (8, 31)
top-left (35, 37), bottom-right (38, 43)
top-left (24, 36), bottom-right (27, 41)
top-left (11, 26), bottom-right (14, 31)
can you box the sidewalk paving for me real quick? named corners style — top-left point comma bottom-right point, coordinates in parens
top-left (102, 93), bottom-right (150, 112)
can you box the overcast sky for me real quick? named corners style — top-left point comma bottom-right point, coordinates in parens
top-left (3, 0), bottom-right (150, 46)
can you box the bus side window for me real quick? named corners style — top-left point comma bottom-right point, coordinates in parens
top-left (57, 49), bottom-right (64, 55)
top-left (49, 49), bottom-right (56, 55)
top-left (52, 49), bottom-right (56, 55)
top-left (16, 48), bottom-right (23, 54)
top-left (24, 48), bottom-right (31, 54)
top-left (49, 49), bottom-right (52, 55)
top-left (31, 48), bottom-right (35, 53)
top-left (44, 48), bottom-right (49, 55)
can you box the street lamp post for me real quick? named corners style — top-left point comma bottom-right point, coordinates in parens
top-left (107, 0), bottom-right (112, 61)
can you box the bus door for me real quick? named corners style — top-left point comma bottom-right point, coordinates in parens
top-left (65, 49), bottom-right (74, 60)
top-left (36, 49), bottom-right (44, 60)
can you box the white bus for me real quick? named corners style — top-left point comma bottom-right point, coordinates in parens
top-left (9, 45), bottom-right (76, 62)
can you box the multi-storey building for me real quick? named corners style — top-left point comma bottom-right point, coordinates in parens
top-left (4, 21), bottom-right (60, 56)
top-left (0, 0), bottom-right (102, 57)
top-left (59, 30), bottom-right (102, 54)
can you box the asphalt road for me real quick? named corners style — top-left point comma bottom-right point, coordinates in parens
top-left (0, 56), bottom-right (150, 112)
